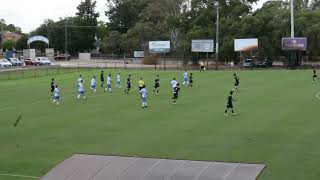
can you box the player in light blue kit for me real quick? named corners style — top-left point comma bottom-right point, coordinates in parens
top-left (104, 74), bottom-right (112, 93)
top-left (183, 70), bottom-right (189, 86)
top-left (116, 73), bottom-right (121, 88)
top-left (140, 85), bottom-right (148, 108)
top-left (91, 76), bottom-right (97, 93)
top-left (77, 80), bottom-right (86, 99)
top-left (52, 85), bottom-right (60, 105)
top-left (78, 75), bottom-right (83, 84)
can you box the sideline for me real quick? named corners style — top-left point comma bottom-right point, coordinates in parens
top-left (0, 173), bottom-right (40, 179)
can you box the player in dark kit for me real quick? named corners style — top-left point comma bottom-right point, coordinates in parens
top-left (172, 83), bottom-right (180, 104)
top-left (125, 74), bottom-right (132, 94)
top-left (189, 73), bottom-right (193, 87)
top-left (233, 73), bottom-right (240, 91)
top-left (50, 78), bottom-right (55, 96)
top-left (224, 91), bottom-right (236, 116)
top-left (100, 70), bottom-right (105, 88)
top-left (313, 69), bottom-right (318, 82)
top-left (153, 75), bottom-right (160, 95)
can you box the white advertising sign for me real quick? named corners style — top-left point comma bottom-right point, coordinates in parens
top-left (134, 51), bottom-right (145, 58)
top-left (192, 39), bottom-right (214, 52)
top-left (234, 38), bottom-right (258, 52)
top-left (149, 41), bottom-right (170, 53)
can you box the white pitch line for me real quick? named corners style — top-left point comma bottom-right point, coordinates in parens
top-left (0, 92), bottom-right (111, 112)
top-left (315, 91), bottom-right (320, 100)
top-left (0, 173), bottom-right (40, 179)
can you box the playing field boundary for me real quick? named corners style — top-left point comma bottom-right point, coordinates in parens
top-left (315, 91), bottom-right (320, 100)
top-left (0, 92), bottom-right (112, 112)
top-left (40, 154), bottom-right (266, 180)
top-left (0, 173), bottom-right (40, 179)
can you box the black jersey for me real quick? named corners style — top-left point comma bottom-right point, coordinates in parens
top-left (50, 81), bottom-right (55, 92)
top-left (189, 75), bottom-right (193, 83)
top-left (100, 73), bottom-right (104, 81)
top-left (127, 77), bottom-right (131, 85)
top-left (173, 87), bottom-right (180, 97)
top-left (155, 78), bottom-right (160, 84)
top-left (234, 76), bottom-right (240, 85)
top-left (155, 78), bottom-right (160, 87)
top-left (226, 95), bottom-right (233, 108)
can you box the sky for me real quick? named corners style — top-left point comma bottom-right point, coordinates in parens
top-left (0, 0), bottom-right (268, 33)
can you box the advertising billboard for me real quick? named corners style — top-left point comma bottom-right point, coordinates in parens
top-left (149, 41), bottom-right (170, 53)
top-left (134, 51), bottom-right (145, 58)
top-left (234, 38), bottom-right (258, 52)
top-left (282, 38), bottom-right (307, 51)
top-left (192, 40), bottom-right (214, 52)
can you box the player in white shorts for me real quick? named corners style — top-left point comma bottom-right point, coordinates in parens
top-left (91, 76), bottom-right (97, 93)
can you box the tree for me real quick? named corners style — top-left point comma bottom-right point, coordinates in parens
top-left (2, 40), bottom-right (16, 51)
top-left (75, 0), bottom-right (100, 52)
top-left (15, 34), bottom-right (28, 50)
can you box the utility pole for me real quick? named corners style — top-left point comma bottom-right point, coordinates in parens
top-left (215, 2), bottom-right (219, 70)
top-left (291, 0), bottom-right (294, 38)
top-left (65, 19), bottom-right (68, 61)
top-left (0, 19), bottom-right (4, 49)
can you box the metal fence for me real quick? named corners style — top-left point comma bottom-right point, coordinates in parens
top-left (0, 59), bottom-right (319, 81)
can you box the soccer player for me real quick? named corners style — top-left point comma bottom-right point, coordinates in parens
top-left (172, 83), bottom-right (180, 104)
top-left (140, 85), bottom-right (148, 108)
top-left (171, 78), bottom-right (178, 90)
top-left (153, 75), bottom-right (160, 95)
top-left (77, 80), bottom-right (86, 99)
top-left (183, 70), bottom-right (189, 86)
top-left (52, 85), bottom-right (60, 105)
top-left (50, 78), bottom-right (55, 96)
top-left (100, 70), bottom-right (105, 88)
top-left (91, 76), bottom-right (97, 93)
top-left (313, 69), bottom-right (318, 82)
top-left (125, 74), bottom-right (132, 94)
top-left (224, 91), bottom-right (236, 116)
top-left (78, 75), bottom-right (83, 84)
top-left (105, 74), bottom-right (112, 93)
top-left (233, 73), bottom-right (240, 91)
top-left (138, 77), bottom-right (145, 91)
top-left (116, 73), bottom-right (121, 88)
top-left (189, 73), bottom-right (193, 87)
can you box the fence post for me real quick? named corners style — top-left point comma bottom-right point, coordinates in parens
top-left (46, 68), bottom-right (49, 76)
top-left (34, 69), bottom-right (37, 78)
top-left (22, 69), bottom-right (24, 78)
top-left (8, 71), bottom-right (10, 80)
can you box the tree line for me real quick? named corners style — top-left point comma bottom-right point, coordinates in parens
top-left (4, 0), bottom-right (320, 61)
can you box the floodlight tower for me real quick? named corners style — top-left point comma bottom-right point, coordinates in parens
top-left (215, 1), bottom-right (219, 70)
top-left (291, 0), bottom-right (294, 38)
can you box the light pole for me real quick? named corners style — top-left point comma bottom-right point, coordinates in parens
top-left (290, 0), bottom-right (294, 38)
top-left (65, 19), bottom-right (68, 61)
top-left (215, 2), bottom-right (219, 70)
top-left (0, 19), bottom-right (4, 48)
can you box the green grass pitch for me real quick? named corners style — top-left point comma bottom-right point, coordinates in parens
top-left (0, 69), bottom-right (320, 180)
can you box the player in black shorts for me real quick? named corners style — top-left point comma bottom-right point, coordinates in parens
top-left (224, 91), bottom-right (236, 116)
top-left (313, 69), bottom-right (318, 82)
top-left (125, 74), bottom-right (132, 94)
top-left (233, 73), bottom-right (240, 91)
top-left (172, 83), bottom-right (180, 104)
top-left (153, 75), bottom-right (160, 95)
top-left (50, 78), bottom-right (55, 96)
top-left (100, 70), bottom-right (105, 88)
top-left (189, 73), bottom-right (193, 87)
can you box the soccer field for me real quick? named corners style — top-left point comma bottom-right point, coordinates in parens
top-left (0, 69), bottom-right (319, 180)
